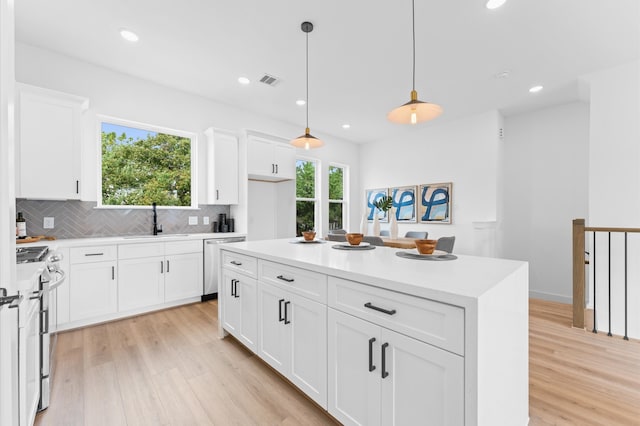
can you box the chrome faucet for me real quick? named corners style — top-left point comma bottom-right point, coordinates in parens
top-left (152, 202), bottom-right (163, 235)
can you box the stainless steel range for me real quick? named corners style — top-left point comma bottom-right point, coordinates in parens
top-left (16, 245), bottom-right (49, 264)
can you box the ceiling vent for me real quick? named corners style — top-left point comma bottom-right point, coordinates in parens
top-left (259, 73), bottom-right (281, 87)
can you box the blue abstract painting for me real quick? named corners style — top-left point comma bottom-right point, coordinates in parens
top-left (365, 188), bottom-right (388, 222)
top-left (418, 182), bottom-right (452, 224)
top-left (390, 186), bottom-right (417, 222)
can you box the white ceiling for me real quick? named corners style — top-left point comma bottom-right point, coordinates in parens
top-left (15, 0), bottom-right (640, 144)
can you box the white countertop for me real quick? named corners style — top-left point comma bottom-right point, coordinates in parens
top-left (15, 232), bottom-right (245, 248)
top-left (221, 239), bottom-right (528, 306)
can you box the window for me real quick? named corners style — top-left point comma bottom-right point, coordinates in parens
top-left (99, 117), bottom-right (196, 208)
top-left (296, 159), bottom-right (318, 236)
top-left (329, 165), bottom-right (346, 231)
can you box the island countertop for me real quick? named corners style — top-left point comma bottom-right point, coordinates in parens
top-left (221, 238), bottom-right (527, 307)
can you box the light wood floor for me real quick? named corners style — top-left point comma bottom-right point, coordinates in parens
top-left (35, 299), bottom-right (639, 426)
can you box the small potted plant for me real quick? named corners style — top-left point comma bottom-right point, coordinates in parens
top-left (373, 195), bottom-right (397, 238)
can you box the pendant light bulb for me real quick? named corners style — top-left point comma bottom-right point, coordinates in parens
top-left (291, 22), bottom-right (324, 149)
top-left (387, 0), bottom-right (442, 124)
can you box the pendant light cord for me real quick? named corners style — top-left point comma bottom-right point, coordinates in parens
top-left (412, 0), bottom-right (416, 92)
top-left (306, 31), bottom-right (309, 129)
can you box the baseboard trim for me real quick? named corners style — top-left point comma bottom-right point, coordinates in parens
top-left (529, 290), bottom-right (571, 304)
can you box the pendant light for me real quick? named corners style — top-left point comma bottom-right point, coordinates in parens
top-left (291, 21), bottom-right (324, 150)
top-left (387, 0), bottom-right (442, 124)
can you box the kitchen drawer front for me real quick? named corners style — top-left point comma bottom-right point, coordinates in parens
top-left (165, 240), bottom-right (202, 256)
top-left (70, 245), bottom-right (117, 264)
top-left (118, 242), bottom-right (164, 260)
top-left (258, 260), bottom-right (327, 303)
top-left (328, 276), bottom-right (464, 355)
top-left (222, 251), bottom-right (257, 278)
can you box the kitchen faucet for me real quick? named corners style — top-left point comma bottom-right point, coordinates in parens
top-left (152, 202), bottom-right (163, 235)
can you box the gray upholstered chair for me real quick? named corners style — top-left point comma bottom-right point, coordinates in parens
top-left (436, 236), bottom-right (456, 253)
top-left (362, 236), bottom-right (384, 246)
top-left (327, 233), bottom-right (347, 242)
top-left (329, 229), bottom-right (347, 235)
top-left (380, 230), bottom-right (390, 236)
top-left (405, 231), bottom-right (428, 239)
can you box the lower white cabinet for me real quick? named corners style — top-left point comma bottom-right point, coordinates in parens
top-left (69, 259), bottom-right (117, 322)
top-left (164, 252), bottom-right (203, 302)
top-left (328, 308), bottom-right (464, 426)
top-left (118, 255), bottom-right (164, 311)
top-left (221, 269), bottom-right (257, 351)
top-left (257, 281), bottom-right (327, 408)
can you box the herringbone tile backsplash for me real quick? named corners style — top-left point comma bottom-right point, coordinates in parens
top-left (16, 200), bottom-right (231, 239)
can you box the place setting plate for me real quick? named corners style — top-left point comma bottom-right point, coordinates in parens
top-left (289, 238), bottom-right (326, 244)
top-left (396, 249), bottom-right (457, 261)
top-left (332, 242), bottom-right (376, 251)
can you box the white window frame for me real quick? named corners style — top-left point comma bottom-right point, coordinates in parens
top-left (96, 114), bottom-right (198, 209)
top-left (328, 162), bottom-right (349, 232)
top-left (296, 156), bottom-right (321, 233)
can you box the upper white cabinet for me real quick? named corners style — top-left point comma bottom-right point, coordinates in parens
top-left (247, 133), bottom-right (295, 181)
top-left (202, 127), bottom-right (239, 204)
top-left (16, 83), bottom-right (88, 199)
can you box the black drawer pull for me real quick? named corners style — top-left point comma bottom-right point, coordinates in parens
top-left (368, 337), bottom-right (376, 372)
top-left (230, 260), bottom-right (242, 266)
top-left (278, 299), bottom-right (285, 322)
top-left (381, 342), bottom-right (389, 379)
top-left (284, 301), bottom-right (291, 324)
top-left (364, 302), bottom-right (397, 316)
top-left (84, 253), bottom-right (104, 257)
top-left (276, 275), bottom-right (294, 283)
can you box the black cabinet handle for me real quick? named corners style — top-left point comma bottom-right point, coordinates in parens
top-left (85, 253), bottom-right (104, 257)
top-left (230, 279), bottom-right (236, 297)
top-left (381, 342), bottom-right (389, 379)
top-left (368, 337), bottom-right (376, 372)
top-left (234, 280), bottom-right (239, 298)
top-left (278, 298), bottom-right (285, 322)
top-left (76, 180), bottom-right (79, 194)
top-left (216, 189), bottom-right (219, 200)
top-left (364, 302), bottom-right (397, 316)
top-left (276, 275), bottom-right (294, 283)
top-left (271, 164), bottom-right (275, 174)
top-left (275, 164), bottom-right (279, 174)
top-left (284, 301), bottom-right (291, 324)
top-left (112, 266), bottom-right (115, 280)
top-left (160, 261), bottom-right (164, 274)
top-left (230, 260), bottom-right (242, 266)
top-left (166, 260), bottom-right (170, 273)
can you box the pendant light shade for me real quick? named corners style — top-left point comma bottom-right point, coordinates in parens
top-left (291, 21), bottom-right (324, 149)
top-left (387, 0), bottom-right (442, 124)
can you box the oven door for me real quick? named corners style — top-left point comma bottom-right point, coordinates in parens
top-left (19, 289), bottom-right (41, 426)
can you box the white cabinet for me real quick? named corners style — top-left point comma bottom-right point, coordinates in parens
top-left (203, 127), bottom-right (239, 204)
top-left (118, 254), bottom-right (164, 311)
top-left (68, 246), bottom-right (118, 322)
top-left (257, 281), bottom-right (327, 408)
top-left (164, 252), bottom-right (203, 301)
top-left (328, 309), bottom-right (464, 426)
top-left (16, 83), bottom-right (88, 199)
top-left (221, 268), bottom-right (258, 351)
top-left (247, 133), bottom-right (295, 181)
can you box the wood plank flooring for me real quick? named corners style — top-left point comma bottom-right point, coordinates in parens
top-left (35, 299), bottom-right (639, 426)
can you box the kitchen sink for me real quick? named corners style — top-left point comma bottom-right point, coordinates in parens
top-left (122, 234), bottom-right (190, 239)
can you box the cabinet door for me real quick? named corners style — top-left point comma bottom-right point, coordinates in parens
top-left (17, 85), bottom-right (87, 199)
top-left (69, 261), bottom-right (117, 322)
top-left (328, 308), bottom-right (381, 426)
top-left (221, 271), bottom-right (241, 335)
top-left (164, 252), bottom-right (203, 302)
top-left (247, 137), bottom-right (274, 177)
top-left (204, 128), bottom-right (239, 204)
top-left (273, 143), bottom-right (295, 180)
top-left (289, 294), bottom-right (327, 408)
top-left (257, 281), bottom-right (289, 373)
top-left (237, 277), bottom-right (258, 351)
top-left (118, 256), bottom-right (164, 311)
top-left (380, 329), bottom-right (464, 426)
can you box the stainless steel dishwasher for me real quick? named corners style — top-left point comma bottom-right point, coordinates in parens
top-left (203, 236), bottom-right (246, 301)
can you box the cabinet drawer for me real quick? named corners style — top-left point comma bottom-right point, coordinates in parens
top-left (222, 251), bottom-right (257, 278)
top-left (165, 240), bottom-right (202, 255)
top-left (328, 276), bottom-right (464, 355)
top-left (258, 260), bottom-right (327, 303)
top-left (119, 242), bottom-right (164, 260)
top-left (70, 245), bottom-right (117, 264)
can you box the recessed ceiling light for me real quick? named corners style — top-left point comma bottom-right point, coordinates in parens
top-left (238, 77), bottom-right (250, 85)
top-left (486, 0), bottom-right (507, 10)
top-left (529, 85), bottom-right (544, 93)
top-left (120, 29), bottom-right (139, 42)
top-left (296, 99), bottom-right (306, 106)
top-left (342, 124), bottom-right (351, 129)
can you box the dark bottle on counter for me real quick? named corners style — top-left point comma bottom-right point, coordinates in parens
top-left (212, 221), bottom-right (219, 232)
top-left (16, 212), bottom-right (27, 239)
top-left (228, 218), bottom-right (234, 232)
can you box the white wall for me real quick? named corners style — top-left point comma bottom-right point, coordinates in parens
top-left (15, 43), bottom-right (361, 236)
top-left (502, 102), bottom-right (589, 303)
top-left (360, 110), bottom-right (502, 255)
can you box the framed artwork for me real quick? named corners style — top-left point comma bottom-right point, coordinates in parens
top-left (390, 185), bottom-right (417, 222)
top-left (365, 188), bottom-right (388, 222)
top-left (418, 182), bottom-right (452, 224)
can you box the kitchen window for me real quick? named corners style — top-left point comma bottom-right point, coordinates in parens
top-left (296, 158), bottom-right (319, 236)
top-left (98, 116), bottom-right (197, 208)
top-left (328, 164), bottom-right (347, 231)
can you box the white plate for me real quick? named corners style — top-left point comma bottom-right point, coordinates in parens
top-left (338, 242), bottom-right (371, 247)
top-left (291, 238), bottom-right (324, 244)
top-left (413, 249), bottom-right (448, 256)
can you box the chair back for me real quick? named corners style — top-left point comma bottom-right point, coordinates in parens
top-left (379, 230), bottom-right (390, 236)
top-left (362, 236), bottom-right (384, 246)
top-left (436, 236), bottom-right (456, 253)
top-left (405, 231), bottom-right (428, 239)
top-left (327, 234), bottom-right (347, 242)
top-left (329, 229), bottom-right (347, 235)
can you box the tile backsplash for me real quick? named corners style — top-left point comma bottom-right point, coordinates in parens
top-left (16, 200), bottom-right (231, 239)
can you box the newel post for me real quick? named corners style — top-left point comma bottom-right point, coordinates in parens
top-left (572, 218), bottom-right (586, 329)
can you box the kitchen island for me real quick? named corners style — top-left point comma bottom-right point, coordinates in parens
top-left (218, 239), bottom-right (528, 426)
